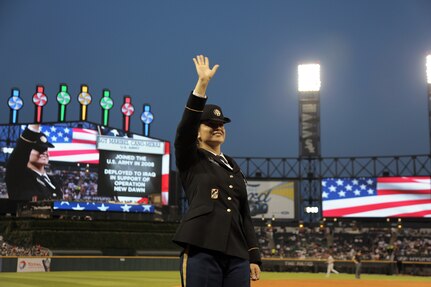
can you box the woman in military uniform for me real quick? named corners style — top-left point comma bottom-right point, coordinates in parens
top-left (173, 55), bottom-right (261, 287)
top-left (5, 124), bottom-right (63, 201)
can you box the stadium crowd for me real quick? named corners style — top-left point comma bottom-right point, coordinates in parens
top-left (1, 224), bottom-right (430, 262)
top-left (255, 225), bottom-right (431, 261)
top-left (54, 169), bottom-right (99, 201)
top-left (0, 235), bottom-right (51, 257)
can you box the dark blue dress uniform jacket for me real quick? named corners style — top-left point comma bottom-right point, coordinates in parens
top-left (173, 93), bottom-right (261, 265)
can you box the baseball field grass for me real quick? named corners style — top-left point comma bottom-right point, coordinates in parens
top-left (0, 271), bottom-right (429, 287)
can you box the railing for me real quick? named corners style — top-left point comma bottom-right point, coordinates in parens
top-left (234, 155), bottom-right (431, 179)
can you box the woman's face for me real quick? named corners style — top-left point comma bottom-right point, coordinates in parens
top-left (29, 149), bottom-right (50, 167)
top-left (198, 121), bottom-right (226, 147)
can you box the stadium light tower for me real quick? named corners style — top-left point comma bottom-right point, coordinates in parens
top-left (427, 54), bottom-right (431, 153)
top-left (298, 63), bottom-right (321, 223)
top-left (298, 63), bottom-right (321, 157)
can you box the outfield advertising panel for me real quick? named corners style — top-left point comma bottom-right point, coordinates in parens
top-left (246, 180), bottom-right (296, 219)
top-left (17, 258), bottom-right (50, 272)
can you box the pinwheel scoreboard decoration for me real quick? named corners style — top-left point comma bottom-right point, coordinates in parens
top-left (3, 83), bottom-right (156, 137)
top-left (56, 84), bottom-right (71, 122)
top-left (141, 104), bottom-right (154, 136)
top-left (8, 88), bottom-right (24, 124)
top-left (121, 96), bottom-right (134, 132)
top-left (32, 85), bottom-right (48, 123)
top-left (100, 89), bottom-right (114, 126)
top-left (78, 85), bottom-right (92, 121)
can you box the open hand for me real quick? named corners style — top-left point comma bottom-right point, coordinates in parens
top-left (193, 55), bottom-right (219, 82)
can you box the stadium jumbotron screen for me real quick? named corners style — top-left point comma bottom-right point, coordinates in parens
top-left (321, 176), bottom-right (431, 218)
top-left (0, 122), bottom-right (170, 207)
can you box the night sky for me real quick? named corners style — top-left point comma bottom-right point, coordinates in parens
top-left (1, 0), bottom-right (430, 159)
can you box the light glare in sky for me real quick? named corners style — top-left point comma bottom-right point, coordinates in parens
top-left (427, 55), bottom-right (431, 84)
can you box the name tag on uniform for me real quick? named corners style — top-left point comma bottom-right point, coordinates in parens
top-left (211, 189), bottom-right (219, 199)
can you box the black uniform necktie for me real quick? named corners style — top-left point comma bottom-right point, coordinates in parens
top-left (219, 155), bottom-right (232, 170)
top-left (39, 174), bottom-right (56, 190)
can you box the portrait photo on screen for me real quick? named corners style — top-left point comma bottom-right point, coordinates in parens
top-left (0, 122), bottom-right (169, 205)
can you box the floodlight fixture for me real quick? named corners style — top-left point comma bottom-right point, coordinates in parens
top-left (298, 63), bottom-right (321, 92)
top-left (426, 54), bottom-right (431, 84)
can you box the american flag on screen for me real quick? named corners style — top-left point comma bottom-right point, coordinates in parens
top-left (322, 177), bottom-right (431, 218)
top-left (53, 201), bottom-right (155, 213)
top-left (40, 125), bottom-right (99, 164)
